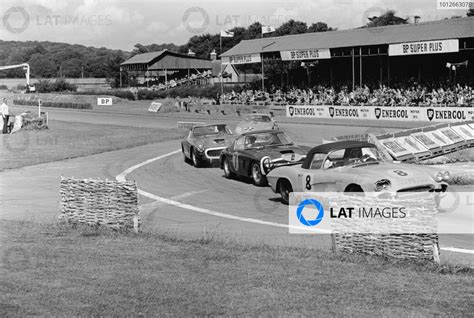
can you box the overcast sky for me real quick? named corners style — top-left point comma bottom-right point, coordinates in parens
top-left (0, 0), bottom-right (468, 51)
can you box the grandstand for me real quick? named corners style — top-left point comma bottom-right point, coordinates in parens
top-left (120, 49), bottom-right (215, 89)
top-left (221, 17), bottom-right (474, 91)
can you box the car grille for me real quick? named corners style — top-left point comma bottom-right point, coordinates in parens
top-left (205, 148), bottom-right (224, 159)
top-left (397, 186), bottom-right (434, 193)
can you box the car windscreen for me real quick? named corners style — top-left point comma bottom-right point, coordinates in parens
top-left (322, 146), bottom-right (383, 169)
top-left (244, 115), bottom-right (271, 122)
top-left (193, 125), bottom-right (229, 137)
top-left (244, 132), bottom-right (293, 149)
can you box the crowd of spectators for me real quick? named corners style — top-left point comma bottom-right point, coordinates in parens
top-left (220, 83), bottom-right (474, 107)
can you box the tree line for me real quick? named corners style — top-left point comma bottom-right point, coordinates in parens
top-left (1, 9), bottom-right (472, 87)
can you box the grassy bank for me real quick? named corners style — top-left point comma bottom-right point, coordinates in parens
top-left (0, 120), bottom-right (184, 170)
top-left (1, 220), bottom-right (472, 316)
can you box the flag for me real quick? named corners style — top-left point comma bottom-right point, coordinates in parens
top-left (220, 30), bottom-right (234, 37)
top-left (261, 25), bottom-right (276, 34)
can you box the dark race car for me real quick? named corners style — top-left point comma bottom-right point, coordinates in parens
top-left (220, 130), bottom-right (310, 186)
top-left (182, 123), bottom-right (234, 167)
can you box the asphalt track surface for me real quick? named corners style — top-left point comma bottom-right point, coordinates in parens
top-left (2, 106), bottom-right (473, 266)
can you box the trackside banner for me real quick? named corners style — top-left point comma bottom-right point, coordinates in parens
top-left (221, 53), bottom-right (261, 65)
top-left (280, 48), bottom-right (331, 61)
top-left (388, 39), bottom-right (459, 56)
top-left (286, 105), bottom-right (474, 123)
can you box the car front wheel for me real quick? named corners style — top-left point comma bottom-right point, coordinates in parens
top-left (251, 162), bottom-right (267, 186)
top-left (223, 157), bottom-right (234, 178)
top-left (191, 148), bottom-right (202, 167)
top-left (279, 179), bottom-right (292, 205)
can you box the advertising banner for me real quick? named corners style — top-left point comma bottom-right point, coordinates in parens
top-left (221, 53), bottom-right (261, 65)
top-left (280, 48), bottom-right (331, 61)
top-left (286, 105), bottom-right (474, 123)
top-left (388, 39), bottom-right (459, 56)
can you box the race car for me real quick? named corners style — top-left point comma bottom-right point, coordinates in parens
top-left (181, 123), bottom-right (234, 167)
top-left (220, 130), bottom-right (311, 186)
top-left (235, 113), bottom-right (278, 135)
top-left (266, 140), bottom-right (450, 204)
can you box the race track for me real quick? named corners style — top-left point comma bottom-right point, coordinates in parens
top-left (2, 106), bottom-right (473, 265)
top-left (120, 142), bottom-right (474, 264)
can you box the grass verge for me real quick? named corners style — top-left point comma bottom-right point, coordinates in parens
top-left (1, 220), bottom-right (472, 316)
top-left (0, 120), bottom-right (184, 170)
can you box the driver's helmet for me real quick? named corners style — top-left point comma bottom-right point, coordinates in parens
top-left (246, 135), bottom-right (257, 145)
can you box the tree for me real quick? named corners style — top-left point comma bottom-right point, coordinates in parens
top-left (275, 19), bottom-right (308, 36)
top-left (308, 22), bottom-right (335, 33)
top-left (363, 10), bottom-right (408, 28)
top-left (131, 44), bottom-right (149, 56)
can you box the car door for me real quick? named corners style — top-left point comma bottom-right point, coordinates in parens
top-left (300, 151), bottom-right (344, 192)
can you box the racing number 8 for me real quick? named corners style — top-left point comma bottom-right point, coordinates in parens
top-left (305, 175), bottom-right (312, 190)
top-left (393, 170), bottom-right (408, 176)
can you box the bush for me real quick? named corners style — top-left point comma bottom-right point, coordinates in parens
top-left (0, 84), bottom-right (7, 90)
top-left (137, 85), bottom-right (239, 100)
top-left (13, 99), bottom-right (92, 110)
top-left (36, 79), bottom-right (77, 93)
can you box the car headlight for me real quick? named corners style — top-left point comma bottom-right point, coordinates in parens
top-left (260, 156), bottom-right (273, 174)
top-left (374, 179), bottom-right (391, 191)
top-left (443, 171), bottom-right (451, 181)
top-left (196, 144), bottom-right (204, 152)
top-left (434, 171), bottom-right (444, 183)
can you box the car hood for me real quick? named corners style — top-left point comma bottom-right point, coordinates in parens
top-left (192, 134), bottom-right (235, 148)
top-left (338, 162), bottom-right (438, 189)
top-left (245, 144), bottom-right (311, 160)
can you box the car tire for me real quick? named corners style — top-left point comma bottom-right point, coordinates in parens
top-left (191, 148), bottom-right (201, 168)
top-left (182, 145), bottom-right (191, 163)
top-left (279, 179), bottom-right (292, 205)
top-left (344, 184), bottom-right (364, 197)
top-left (251, 162), bottom-right (267, 186)
top-left (223, 157), bottom-right (235, 179)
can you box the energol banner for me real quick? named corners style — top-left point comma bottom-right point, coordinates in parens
top-left (286, 105), bottom-right (474, 123)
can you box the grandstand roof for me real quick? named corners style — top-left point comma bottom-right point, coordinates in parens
top-left (121, 50), bottom-right (212, 71)
top-left (222, 17), bottom-right (474, 56)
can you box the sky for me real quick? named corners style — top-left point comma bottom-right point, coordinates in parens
top-left (0, 0), bottom-right (469, 51)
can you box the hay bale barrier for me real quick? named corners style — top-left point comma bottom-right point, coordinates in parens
top-left (59, 177), bottom-right (140, 232)
top-left (330, 195), bottom-right (440, 262)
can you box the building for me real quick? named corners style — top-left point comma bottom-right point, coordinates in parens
top-left (221, 17), bottom-right (474, 89)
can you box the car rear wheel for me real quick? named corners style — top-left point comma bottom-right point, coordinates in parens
top-left (191, 148), bottom-right (201, 167)
top-left (251, 162), bottom-right (267, 186)
top-left (279, 179), bottom-right (292, 205)
top-left (223, 157), bottom-right (234, 179)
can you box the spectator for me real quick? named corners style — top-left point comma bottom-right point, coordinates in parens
top-left (1, 98), bottom-right (9, 134)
